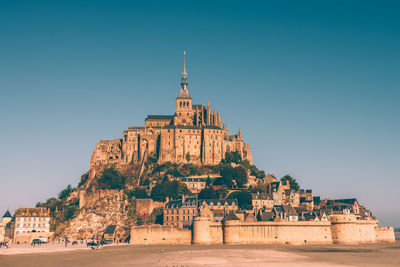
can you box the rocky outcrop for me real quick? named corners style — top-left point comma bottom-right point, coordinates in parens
top-left (63, 191), bottom-right (134, 240)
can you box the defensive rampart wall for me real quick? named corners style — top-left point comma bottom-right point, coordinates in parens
top-left (130, 225), bottom-right (191, 245)
top-left (221, 220), bottom-right (332, 245)
top-left (130, 215), bottom-right (395, 246)
top-left (329, 214), bottom-right (378, 244)
top-left (375, 227), bottom-right (396, 242)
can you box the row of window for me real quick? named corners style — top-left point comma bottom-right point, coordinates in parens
top-left (165, 209), bottom-right (195, 215)
top-left (165, 215), bottom-right (193, 221)
top-left (16, 217), bottom-right (48, 222)
top-left (17, 223), bottom-right (48, 228)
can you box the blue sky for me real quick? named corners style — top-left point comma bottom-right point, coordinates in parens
top-left (0, 1), bottom-right (399, 226)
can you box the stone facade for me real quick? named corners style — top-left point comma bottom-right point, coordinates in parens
top-left (87, 55), bottom-right (252, 182)
top-left (13, 207), bottom-right (52, 244)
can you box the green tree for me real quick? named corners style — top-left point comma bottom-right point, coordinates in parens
top-left (78, 172), bottom-right (89, 187)
top-left (281, 175), bottom-right (300, 191)
top-left (220, 165), bottom-right (235, 187)
top-left (249, 183), bottom-right (267, 194)
top-left (198, 187), bottom-right (218, 199)
top-left (227, 191), bottom-right (252, 209)
top-left (205, 176), bottom-right (213, 187)
top-left (215, 188), bottom-right (229, 199)
top-left (126, 188), bottom-right (149, 199)
top-left (150, 181), bottom-right (190, 202)
top-left (224, 151), bottom-right (242, 164)
top-left (58, 185), bottom-right (73, 200)
top-left (97, 168), bottom-right (126, 190)
top-left (234, 166), bottom-right (248, 187)
top-left (186, 152), bottom-right (191, 162)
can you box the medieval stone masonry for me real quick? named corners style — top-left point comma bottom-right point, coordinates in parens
top-left (88, 52), bottom-right (252, 180)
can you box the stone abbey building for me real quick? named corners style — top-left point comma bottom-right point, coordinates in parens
top-left (89, 53), bottom-right (252, 179)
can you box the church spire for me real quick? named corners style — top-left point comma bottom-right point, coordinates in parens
top-left (181, 50), bottom-right (188, 89)
top-left (178, 50), bottom-right (191, 99)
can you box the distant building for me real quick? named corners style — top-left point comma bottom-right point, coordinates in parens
top-left (87, 53), bottom-right (252, 185)
top-left (273, 205), bottom-right (298, 222)
top-left (198, 199), bottom-right (238, 214)
top-left (180, 177), bottom-right (206, 193)
top-left (0, 211), bottom-right (12, 242)
top-left (164, 196), bottom-right (198, 229)
top-left (13, 207), bottom-right (51, 243)
top-left (251, 194), bottom-right (274, 211)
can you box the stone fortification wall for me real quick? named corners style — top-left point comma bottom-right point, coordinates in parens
top-left (329, 214), bottom-right (377, 244)
top-left (132, 199), bottom-right (164, 217)
top-left (131, 216), bottom-right (394, 246)
top-left (221, 220), bottom-right (332, 245)
top-left (130, 225), bottom-right (191, 245)
top-left (79, 189), bottom-right (120, 208)
top-left (375, 227), bottom-right (396, 242)
top-left (14, 231), bottom-right (53, 244)
top-left (192, 218), bottom-right (223, 244)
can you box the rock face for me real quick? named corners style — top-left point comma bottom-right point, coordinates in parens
top-left (63, 191), bottom-right (134, 240)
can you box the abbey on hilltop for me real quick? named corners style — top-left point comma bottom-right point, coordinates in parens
top-left (89, 52), bottom-right (252, 179)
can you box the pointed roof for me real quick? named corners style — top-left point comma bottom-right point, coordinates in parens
top-left (3, 210), bottom-right (11, 218)
top-left (225, 211), bottom-right (240, 221)
top-left (178, 50), bottom-right (191, 99)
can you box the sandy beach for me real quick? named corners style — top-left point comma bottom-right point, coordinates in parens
top-left (0, 241), bottom-right (399, 267)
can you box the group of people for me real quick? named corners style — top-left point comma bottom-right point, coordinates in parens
top-left (0, 241), bottom-right (10, 248)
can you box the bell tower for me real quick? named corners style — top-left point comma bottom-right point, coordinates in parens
top-left (175, 51), bottom-right (194, 125)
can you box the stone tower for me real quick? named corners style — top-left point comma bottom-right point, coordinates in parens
top-left (175, 51), bottom-right (194, 126)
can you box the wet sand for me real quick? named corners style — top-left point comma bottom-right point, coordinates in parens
top-left (0, 241), bottom-right (399, 266)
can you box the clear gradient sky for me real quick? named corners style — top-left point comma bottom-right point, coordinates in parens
top-left (0, 1), bottom-right (399, 226)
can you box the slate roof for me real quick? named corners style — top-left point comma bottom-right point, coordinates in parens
top-left (225, 211), bottom-right (240, 220)
top-left (257, 211), bottom-right (274, 221)
top-left (104, 225), bottom-right (116, 235)
top-left (204, 125), bottom-right (222, 130)
top-left (165, 196), bottom-right (198, 209)
top-left (283, 205), bottom-right (298, 216)
top-left (3, 210), bottom-right (11, 218)
top-left (328, 198), bottom-right (358, 205)
top-left (145, 115), bottom-right (174, 121)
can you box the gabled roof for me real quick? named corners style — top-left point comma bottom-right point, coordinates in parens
top-left (225, 211), bottom-right (240, 220)
top-left (283, 205), bottom-right (297, 216)
top-left (257, 211), bottom-right (274, 221)
top-left (3, 210), bottom-right (11, 218)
